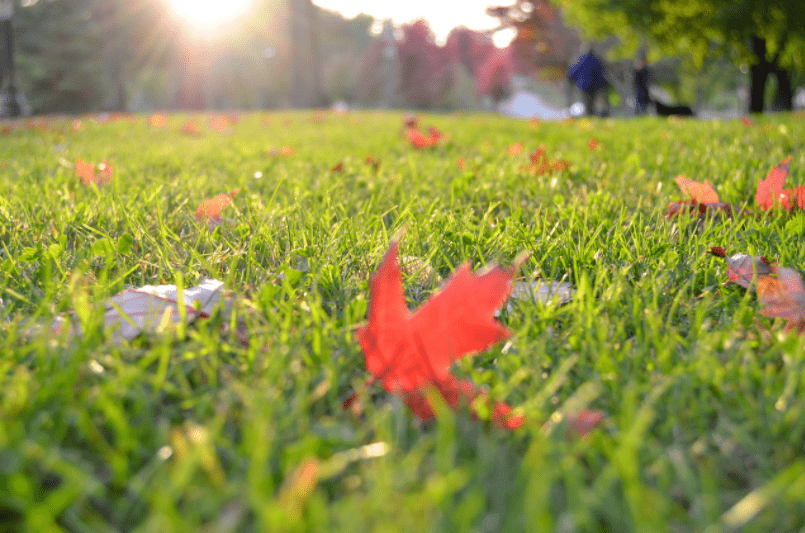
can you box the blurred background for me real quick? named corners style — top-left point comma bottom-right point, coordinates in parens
top-left (2, 0), bottom-right (804, 117)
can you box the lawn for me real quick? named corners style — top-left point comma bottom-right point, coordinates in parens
top-left (1, 111), bottom-right (805, 533)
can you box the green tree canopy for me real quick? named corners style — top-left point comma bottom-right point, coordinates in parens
top-left (559, 0), bottom-right (805, 111)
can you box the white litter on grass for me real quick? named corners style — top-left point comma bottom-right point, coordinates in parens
top-left (44, 279), bottom-right (231, 344)
top-left (507, 280), bottom-right (575, 311)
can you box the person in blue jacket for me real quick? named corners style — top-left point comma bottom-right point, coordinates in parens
top-left (568, 49), bottom-right (609, 116)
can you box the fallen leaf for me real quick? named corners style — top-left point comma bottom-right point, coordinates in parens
top-left (407, 128), bottom-right (432, 149)
top-left (181, 121), bottom-right (200, 135)
top-left (567, 410), bottom-right (605, 437)
top-left (76, 158), bottom-right (96, 185)
top-left (708, 247), bottom-right (773, 290)
top-left (403, 115), bottom-right (419, 129)
top-left (196, 189), bottom-right (240, 220)
top-left (675, 175), bottom-right (719, 204)
top-left (756, 156), bottom-right (792, 211)
top-left (406, 126), bottom-right (444, 149)
top-left (524, 145), bottom-right (569, 176)
top-left (365, 155), bottom-right (380, 169)
top-left (149, 113), bottom-right (167, 127)
top-left (356, 241), bottom-right (523, 429)
top-left (97, 160), bottom-right (114, 186)
top-left (76, 158), bottom-right (113, 187)
top-left (508, 143), bottom-right (524, 156)
top-left (757, 266), bottom-right (805, 335)
top-left (208, 115), bottom-right (232, 133)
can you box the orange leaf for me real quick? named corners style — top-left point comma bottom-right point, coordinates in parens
top-left (675, 175), bottom-right (719, 204)
top-left (757, 267), bottom-right (805, 334)
top-left (507, 143), bottom-right (524, 156)
top-left (149, 113), bottom-right (167, 127)
top-left (208, 115), bottom-right (231, 133)
top-left (181, 121), bottom-right (200, 135)
top-left (407, 128), bottom-right (432, 149)
top-left (76, 158), bottom-right (113, 187)
top-left (756, 156), bottom-right (791, 210)
top-left (76, 158), bottom-right (96, 186)
top-left (196, 189), bottom-right (240, 219)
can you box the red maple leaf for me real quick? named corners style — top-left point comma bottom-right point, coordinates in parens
top-left (666, 176), bottom-right (733, 220)
top-left (757, 266), bottom-right (805, 335)
top-left (356, 241), bottom-right (523, 429)
top-left (180, 121), bottom-right (200, 135)
top-left (524, 145), bottom-right (569, 176)
top-left (756, 156), bottom-right (792, 210)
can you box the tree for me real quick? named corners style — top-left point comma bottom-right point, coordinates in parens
top-left (559, 0), bottom-right (805, 112)
top-left (395, 20), bottom-right (455, 108)
top-left (15, 0), bottom-right (178, 113)
top-left (487, 0), bottom-right (580, 79)
top-left (288, 0), bottom-right (325, 107)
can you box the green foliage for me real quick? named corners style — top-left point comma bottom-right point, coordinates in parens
top-left (13, 0), bottom-right (378, 113)
top-left (560, 0), bottom-right (805, 70)
top-left (1, 111), bottom-right (805, 531)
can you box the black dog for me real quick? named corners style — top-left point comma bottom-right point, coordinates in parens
top-left (654, 100), bottom-right (694, 117)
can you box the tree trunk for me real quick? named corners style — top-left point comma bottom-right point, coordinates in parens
top-left (748, 36), bottom-right (768, 114)
top-left (289, 0), bottom-right (325, 108)
top-left (772, 68), bottom-right (793, 111)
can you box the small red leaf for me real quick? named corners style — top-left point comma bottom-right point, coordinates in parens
top-left (196, 189), bottom-right (240, 219)
top-left (567, 410), bottom-right (605, 437)
top-left (508, 143), bottom-right (524, 156)
top-left (756, 156), bottom-right (791, 210)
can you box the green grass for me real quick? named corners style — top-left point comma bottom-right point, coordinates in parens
top-left (2, 111), bottom-right (805, 533)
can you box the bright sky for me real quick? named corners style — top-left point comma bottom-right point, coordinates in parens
top-left (165, 0), bottom-right (252, 31)
top-left (312, 0), bottom-right (516, 47)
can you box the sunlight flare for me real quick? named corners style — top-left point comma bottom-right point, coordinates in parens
top-left (165, 0), bottom-right (251, 31)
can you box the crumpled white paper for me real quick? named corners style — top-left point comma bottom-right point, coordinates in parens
top-left (507, 280), bottom-right (575, 311)
top-left (47, 279), bottom-right (231, 344)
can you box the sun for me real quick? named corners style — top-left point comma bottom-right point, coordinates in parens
top-left (165, 0), bottom-right (252, 31)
